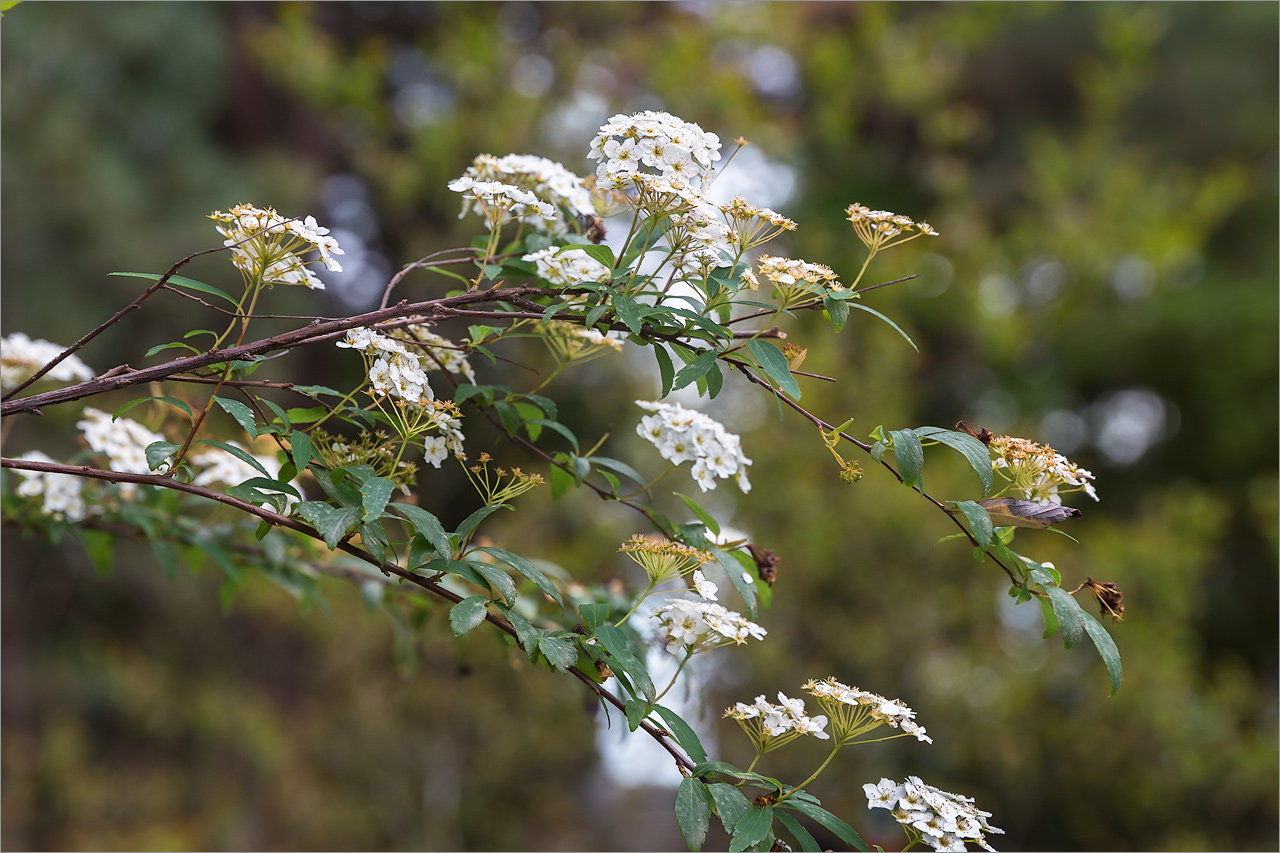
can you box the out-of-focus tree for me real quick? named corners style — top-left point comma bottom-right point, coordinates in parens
top-left (3, 2), bottom-right (1274, 850)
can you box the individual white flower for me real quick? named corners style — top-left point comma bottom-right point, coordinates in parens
top-left (423, 435), bottom-right (449, 468)
top-left (864, 778), bottom-right (904, 810)
top-left (691, 569), bottom-right (718, 602)
top-left (1, 333), bottom-right (95, 392)
top-left (635, 400), bottom-right (752, 493)
top-left (13, 451), bottom-right (89, 522)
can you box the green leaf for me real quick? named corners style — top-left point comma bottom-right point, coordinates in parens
top-left (496, 603), bottom-right (541, 661)
top-left (195, 439), bottom-right (271, 478)
top-left (537, 634), bottom-right (578, 671)
top-left (706, 783), bottom-right (751, 836)
top-left (822, 293), bottom-right (850, 332)
top-left (391, 503), bottom-right (453, 559)
top-left (562, 242), bottom-right (615, 270)
top-left (654, 344), bottom-right (675, 397)
top-left (653, 704), bottom-right (709, 764)
top-left (297, 501), bottom-right (362, 549)
top-left (593, 625), bottom-right (655, 701)
top-left (449, 595), bottom-right (489, 635)
top-left (591, 457), bottom-right (647, 490)
top-left (290, 431), bottom-right (313, 473)
top-left (284, 406), bottom-right (329, 425)
top-left (952, 500), bottom-right (994, 549)
top-left (455, 504), bottom-right (508, 545)
top-left (774, 811), bottom-right (820, 853)
top-left (114, 396), bottom-right (193, 421)
top-left (778, 800), bottom-right (867, 851)
top-left (473, 546), bottom-right (564, 610)
top-left (1081, 612), bottom-right (1124, 695)
top-left (493, 399), bottom-right (520, 436)
top-left (747, 339), bottom-right (801, 399)
top-left (467, 559), bottom-right (517, 605)
top-left (614, 294), bottom-right (643, 334)
top-left (888, 428), bottom-right (924, 491)
top-left (359, 476), bottom-right (395, 521)
top-left (718, 549), bottom-right (759, 620)
top-left (212, 396), bottom-right (259, 437)
top-left (1033, 568), bottom-right (1085, 648)
top-left (1038, 594), bottom-right (1060, 639)
top-left (673, 349), bottom-right (719, 391)
top-left (109, 271), bottom-right (239, 308)
top-left (549, 456), bottom-right (575, 499)
top-left (705, 360), bottom-right (724, 399)
top-left (849, 301), bottom-right (918, 352)
top-left (624, 698), bottom-right (648, 732)
top-left (676, 777), bottom-right (713, 852)
top-left (914, 427), bottom-right (994, 496)
top-left (359, 521), bottom-right (389, 563)
top-left (524, 418), bottom-right (579, 452)
top-left (729, 805), bottom-right (773, 853)
top-left (145, 341), bottom-right (200, 357)
top-left (145, 440), bottom-right (180, 472)
top-left (675, 492), bottom-right (721, 537)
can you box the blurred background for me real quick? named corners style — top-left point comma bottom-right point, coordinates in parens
top-left (2, 2), bottom-right (1276, 850)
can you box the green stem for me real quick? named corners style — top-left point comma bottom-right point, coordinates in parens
top-left (776, 741), bottom-right (843, 804)
top-left (652, 648), bottom-right (695, 703)
top-left (614, 582), bottom-right (656, 628)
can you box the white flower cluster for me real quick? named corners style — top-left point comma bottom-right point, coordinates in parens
top-left (337, 328), bottom-right (435, 405)
top-left (804, 677), bottom-right (932, 743)
top-left (457, 153), bottom-right (593, 235)
top-left (588, 110), bottom-right (722, 192)
top-left (635, 400), bottom-right (752, 493)
top-left (988, 435), bottom-right (1098, 506)
top-left (846, 203), bottom-right (939, 245)
top-left (13, 451), bottom-right (88, 522)
top-left (650, 596), bottom-right (766, 655)
top-left (1, 333), bottom-right (95, 392)
top-left (390, 325), bottom-right (477, 385)
top-left (728, 693), bottom-right (830, 739)
top-left (448, 176), bottom-right (556, 227)
top-left (209, 204), bottom-right (343, 289)
top-left (77, 407), bottom-right (169, 496)
top-left (865, 777), bottom-right (1004, 852)
top-left (521, 246), bottom-right (613, 288)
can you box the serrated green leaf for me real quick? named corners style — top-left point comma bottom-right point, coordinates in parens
top-left (707, 783), bottom-right (751, 836)
top-left (747, 339), bottom-right (801, 399)
top-left (467, 559), bottom-right (517, 605)
top-left (538, 634), bottom-right (578, 671)
top-left (195, 439), bottom-right (271, 478)
top-left (888, 428), bottom-right (924, 491)
top-left (359, 476), bottom-right (395, 521)
top-left (594, 625), bottom-right (655, 701)
top-left (914, 426), bottom-right (994, 496)
top-left (296, 501), bottom-right (362, 549)
top-left (474, 546), bottom-right (564, 609)
top-left (1081, 611), bottom-right (1124, 695)
top-left (212, 396), bottom-right (258, 437)
top-left (145, 440), bottom-right (180, 472)
top-left (676, 777), bottom-right (712, 852)
top-left (952, 500), bottom-right (994, 549)
top-left (673, 349), bottom-right (718, 391)
top-left (496, 603), bottom-right (541, 661)
top-left (653, 704), bottom-right (708, 764)
top-left (614, 294), bottom-right (643, 334)
top-left (729, 804), bottom-right (773, 852)
top-left (449, 595), bottom-right (489, 635)
top-left (391, 503), bottom-right (452, 559)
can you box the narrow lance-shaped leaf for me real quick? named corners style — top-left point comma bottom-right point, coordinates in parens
top-left (675, 776), bottom-right (712, 852)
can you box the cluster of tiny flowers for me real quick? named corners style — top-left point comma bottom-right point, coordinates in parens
top-left (635, 400), bottom-right (752, 493)
top-left (668, 198), bottom-right (736, 281)
top-left (418, 401), bottom-right (467, 466)
top-left (337, 328), bottom-right (435, 405)
top-left (845, 202), bottom-right (939, 253)
top-left (541, 320), bottom-right (624, 365)
top-left (588, 110), bottom-right (722, 192)
top-left (865, 777), bottom-right (1003, 852)
top-left (13, 451), bottom-right (89, 522)
top-left (521, 246), bottom-right (613, 288)
top-left (209, 204), bottom-right (343, 289)
top-left (650, 597), bottom-right (767, 655)
top-left (803, 678), bottom-right (931, 744)
top-left (619, 534), bottom-right (714, 585)
top-left (390, 325), bottom-right (477, 384)
top-left (77, 407), bottom-right (168, 496)
top-left (988, 435), bottom-right (1098, 505)
top-left (756, 254), bottom-right (844, 304)
top-left (1, 333), bottom-right (95, 392)
top-left (457, 153), bottom-right (593, 234)
top-left (723, 692), bottom-right (830, 752)
top-left (720, 196), bottom-right (796, 250)
top-left (448, 176), bottom-right (556, 227)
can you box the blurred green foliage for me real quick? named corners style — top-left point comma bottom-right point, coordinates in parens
top-left (2, 2), bottom-right (1275, 850)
